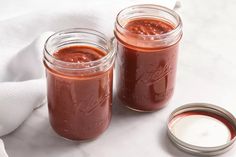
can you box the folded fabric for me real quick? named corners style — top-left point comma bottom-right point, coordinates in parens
top-left (0, 139), bottom-right (8, 157)
top-left (0, 32), bottom-right (53, 137)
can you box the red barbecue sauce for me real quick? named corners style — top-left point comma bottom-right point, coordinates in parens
top-left (116, 18), bottom-right (179, 111)
top-left (46, 46), bottom-right (112, 140)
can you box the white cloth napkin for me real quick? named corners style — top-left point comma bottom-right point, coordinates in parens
top-left (0, 32), bottom-right (53, 137)
top-left (0, 139), bottom-right (8, 157)
top-left (0, 0), bottom-right (177, 156)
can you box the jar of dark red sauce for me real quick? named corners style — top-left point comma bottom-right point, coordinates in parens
top-left (114, 4), bottom-right (182, 111)
top-left (43, 28), bottom-right (116, 140)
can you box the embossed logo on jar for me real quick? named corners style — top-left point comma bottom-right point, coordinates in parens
top-left (136, 63), bottom-right (174, 85)
top-left (154, 88), bottom-right (173, 101)
top-left (78, 93), bottom-right (111, 115)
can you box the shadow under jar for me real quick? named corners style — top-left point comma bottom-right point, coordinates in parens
top-left (43, 28), bottom-right (116, 140)
top-left (114, 5), bottom-right (183, 112)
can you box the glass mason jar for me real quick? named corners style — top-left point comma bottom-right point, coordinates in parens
top-left (114, 4), bottom-right (182, 112)
top-left (43, 28), bottom-right (116, 140)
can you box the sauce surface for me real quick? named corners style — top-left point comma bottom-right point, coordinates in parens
top-left (125, 18), bottom-right (173, 36)
top-left (46, 45), bottom-right (112, 140)
top-left (116, 18), bottom-right (178, 111)
top-left (53, 46), bottom-right (105, 63)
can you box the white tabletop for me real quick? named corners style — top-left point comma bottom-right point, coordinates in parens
top-left (2, 0), bottom-right (236, 157)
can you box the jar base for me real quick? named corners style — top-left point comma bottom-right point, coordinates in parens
top-left (53, 131), bottom-right (101, 143)
top-left (124, 104), bottom-right (168, 112)
top-left (50, 125), bottom-right (108, 142)
top-left (49, 115), bottom-right (111, 142)
top-left (117, 96), bottom-right (170, 112)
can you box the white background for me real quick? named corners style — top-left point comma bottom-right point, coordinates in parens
top-left (1, 0), bottom-right (236, 156)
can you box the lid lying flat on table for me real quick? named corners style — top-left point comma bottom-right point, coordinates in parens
top-left (167, 103), bottom-right (236, 156)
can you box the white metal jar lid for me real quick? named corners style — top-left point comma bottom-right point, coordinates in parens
top-left (167, 103), bottom-right (236, 156)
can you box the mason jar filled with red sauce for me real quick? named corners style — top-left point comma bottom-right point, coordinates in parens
top-left (114, 5), bottom-right (182, 111)
top-left (43, 28), bottom-right (116, 140)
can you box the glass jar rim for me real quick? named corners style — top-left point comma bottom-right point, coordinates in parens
top-left (115, 4), bottom-right (182, 39)
top-left (44, 28), bottom-right (116, 71)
